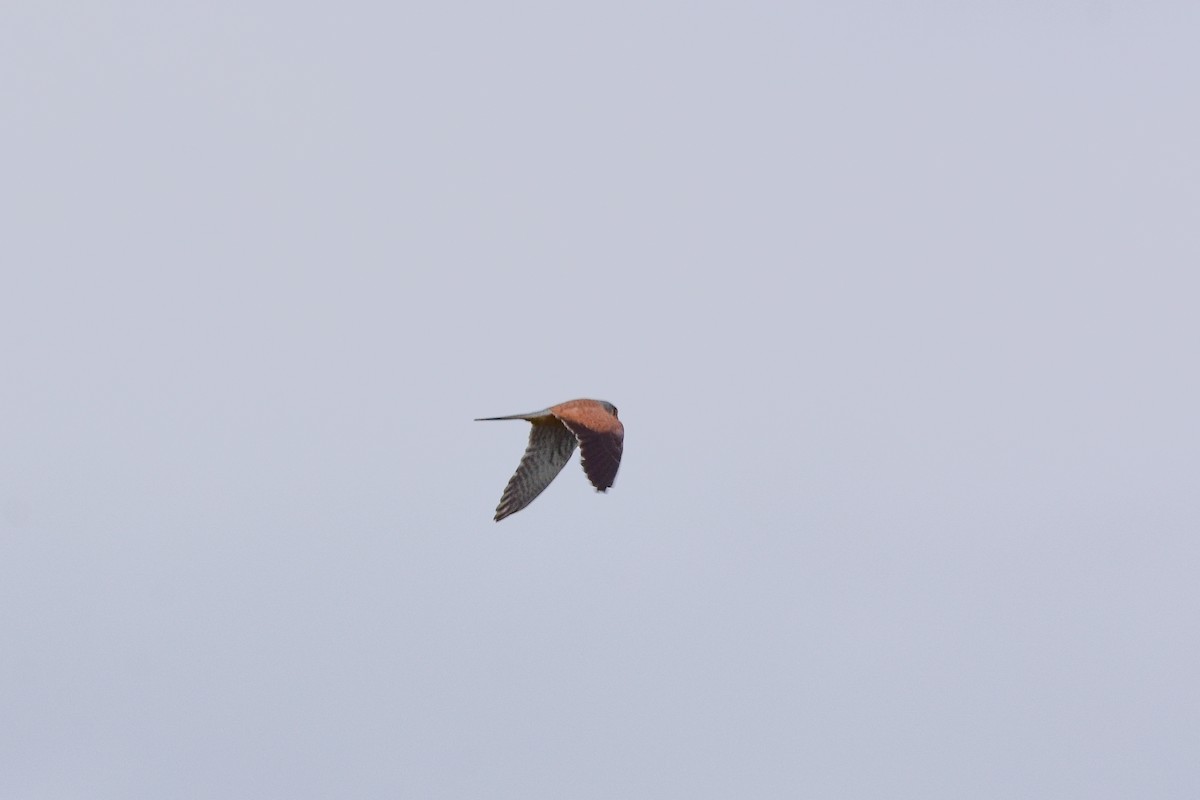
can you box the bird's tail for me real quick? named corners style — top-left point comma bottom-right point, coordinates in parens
top-left (474, 411), bottom-right (547, 422)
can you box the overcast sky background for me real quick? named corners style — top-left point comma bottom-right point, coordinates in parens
top-left (2, 2), bottom-right (1198, 798)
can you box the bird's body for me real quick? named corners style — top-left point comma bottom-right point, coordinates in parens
top-left (476, 399), bottom-right (624, 522)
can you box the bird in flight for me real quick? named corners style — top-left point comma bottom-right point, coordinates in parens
top-left (476, 398), bottom-right (624, 522)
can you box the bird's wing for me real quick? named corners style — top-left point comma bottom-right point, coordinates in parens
top-left (493, 420), bottom-right (578, 521)
top-left (554, 404), bottom-right (624, 491)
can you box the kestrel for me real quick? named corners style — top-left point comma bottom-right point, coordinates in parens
top-left (476, 398), bottom-right (624, 522)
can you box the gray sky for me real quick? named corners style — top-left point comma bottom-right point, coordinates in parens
top-left (2, 2), bottom-right (1198, 798)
